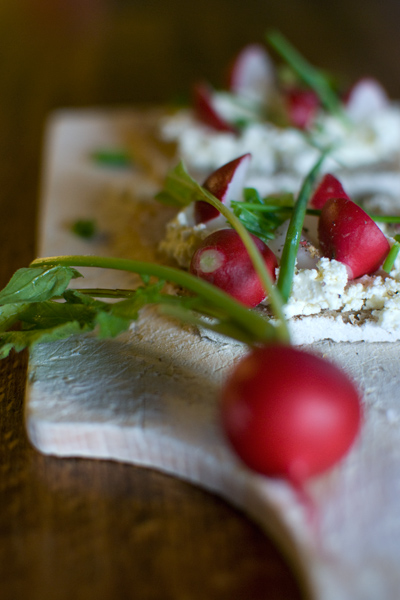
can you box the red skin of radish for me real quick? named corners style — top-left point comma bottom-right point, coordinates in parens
top-left (190, 228), bottom-right (278, 307)
top-left (220, 345), bottom-right (362, 482)
top-left (194, 153), bottom-right (251, 225)
top-left (318, 197), bottom-right (390, 279)
top-left (310, 173), bottom-right (350, 209)
top-left (192, 82), bottom-right (237, 133)
top-left (285, 88), bottom-right (320, 129)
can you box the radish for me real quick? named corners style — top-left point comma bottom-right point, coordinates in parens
top-left (227, 43), bottom-right (275, 104)
top-left (284, 88), bottom-right (320, 129)
top-left (194, 153), bottom-right (252, 224)
top-left (345, 77), bottom-right (389, 121)
top-left (192, 82), bottom-right (237, 133)
top-left (220, 345), bottom-right (362, 483)
top-left (310, 173), bottom-right (350, 209)
top-left (318, 196), bottom-right (390, 279)
top-left (189, 228), bottom-right (278, 307)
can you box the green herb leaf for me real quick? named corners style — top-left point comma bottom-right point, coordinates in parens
top-left (0, 321), bottom-right (89, 359)
top-left (231, 189), bottom-right (294, 243)
top-left (0, 266), bottom-right (82, 305)
top-left (71, 219), bottom-right (98, 239)
top-left (18, 301), bottom-right (98, 330)
top-left (0, 303), bottom-right (31, 332)
top-left (91, 148), bottom-right (132, 168)
top-left (155, 161), bottom-right (203, 208)
top-left (95, 312), bottom-right (131, 338)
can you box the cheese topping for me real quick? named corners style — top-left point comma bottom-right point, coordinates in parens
top-left (158, 90), bottom-right (400, 335)
top-left (159, 206), bottom-right (400, 331)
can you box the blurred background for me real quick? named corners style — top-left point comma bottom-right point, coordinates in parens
top-left (0, 2), bottom-right (399, 599)
top-left (0, 0), bottom-right (398, 265)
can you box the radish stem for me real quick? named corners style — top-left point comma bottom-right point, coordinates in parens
top-left (30, 255), bottom-right (285, 344)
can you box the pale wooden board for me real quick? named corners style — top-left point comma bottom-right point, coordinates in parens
top-left (26, 108), bottom-right (400, 600)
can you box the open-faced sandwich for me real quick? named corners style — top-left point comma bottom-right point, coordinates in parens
top-left (156, 32), bottom-right (400, 343)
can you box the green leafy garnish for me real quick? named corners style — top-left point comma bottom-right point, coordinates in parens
top-left (155, 161), bottom-right (201, 208)
top-left (382, 235), bottom-right (400, 274)
top-left (29, 255), bottom-right (284, 347)
top-left (91, 148), bottom-right (132, 168)
top-left (0, 266), bottom-right (81, 305)
top-left (0, 153), bottom-right (338, 358)
top-left (0, 322), bottom-right (88, 360)
top-left (266, 30), bottom-right (347, 123)
top-left (231, 189), bottom-right (294, 243)
top-left (71, 219), bottom-right (98, 239)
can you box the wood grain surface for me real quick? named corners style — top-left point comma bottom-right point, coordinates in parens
top-left (0, 2), bottom-right (399, 599)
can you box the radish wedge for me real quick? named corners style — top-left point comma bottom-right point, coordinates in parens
top-left (192, 82), bottom-right (237, 133)
top-left (310, 173), bottom-right (350, 209)
top-left (194, 153), bottom-right (251, 224)
top-left (190, 228), bottom-right (278, 307)
top-left (318, 197), bottom-right (390, 279)
top-left (227, 43), bottom-right (274, 104)
top-left (285, 87), bottom-right (320, 129)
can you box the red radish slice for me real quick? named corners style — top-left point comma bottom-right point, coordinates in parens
top-left (192, 82), bottom-right (237, 133)
top-left (345, 77), bottom-right (389, 121)
top-left (220, 345), bottom-right (362, 482)
top-left (190, 228), bottom-right (278, 307)
top-left (194, 153), bottom-right (251, 224)
top-left (227, 44), bottom-right (275, 103)
top-left (310, 173), bottom-right (350, 209)
top-left (285, 88), bottom-right (320, 129)
top-left (318, 197), bottom-right (390, 280)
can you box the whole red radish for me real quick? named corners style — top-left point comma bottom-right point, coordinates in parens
top-left (318, 197), bottom-right (390, 279)
top-left (227, 43), bottom-right (275, 104)
top-left (310, 173), bottom-right (350, 209)
top-left (221, 345), bottom-right (362, 482)
top-left (285, 88), bottom-right (320, 129)
top-left (194, 153), bottom-right (252, 224)
top-left (192, 82), bottom-right (237, 133)
top-left (190, 228), bottom-right (277, 307)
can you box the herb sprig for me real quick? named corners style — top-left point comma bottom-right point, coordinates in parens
top-left (0, 154), bottom-right (331, 358)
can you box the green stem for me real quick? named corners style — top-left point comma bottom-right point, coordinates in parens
top-left (371, 215), bottom-right (400, 224)
top-left (75, 288), bottom-right (136, 298)
top-left (277, 154), bottom-right (326, 303)
top-left (30, 255), bottom-right (283, 344)
top-left (266, 30), bottom-right (348, 124)
top-left (382, 235), bottom-right (400, 273)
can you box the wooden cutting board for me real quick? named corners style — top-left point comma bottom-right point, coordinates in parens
top-left (25, 108), bottom-right (400, 600)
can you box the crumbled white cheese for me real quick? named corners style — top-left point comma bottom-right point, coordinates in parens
top-left (158, 98), bottom-right (400, 337)
top-left (160, 102), bottom-right (400, 184)
top-left (159, 207), bottom-right (400, 332)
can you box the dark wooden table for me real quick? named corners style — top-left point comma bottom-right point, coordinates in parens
top-left (0, 2), bottom-right (399, 599)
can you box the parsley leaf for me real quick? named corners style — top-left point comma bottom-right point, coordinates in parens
top-left (231, 188), bottom-right (294, 243)
top-left (0, 266), bottom-right (81, 305)
top-left (155, 161), bottom-right (204, 208)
